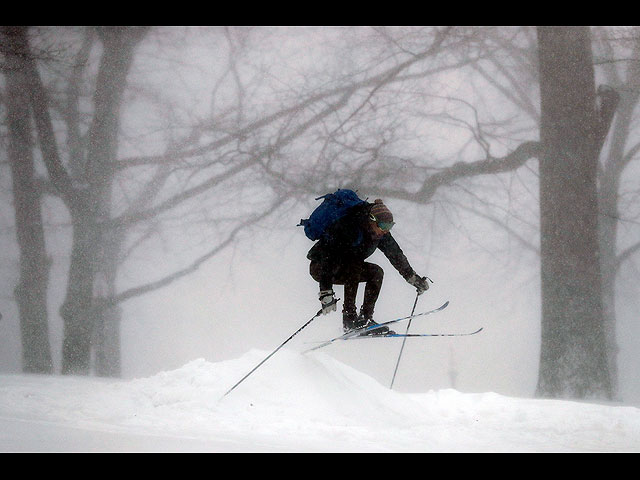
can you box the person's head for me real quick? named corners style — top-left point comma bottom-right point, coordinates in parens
top-left (367, 199), bottom-right (394, 238)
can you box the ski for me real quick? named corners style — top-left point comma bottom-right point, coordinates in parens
top-left (303, 301), bottom-right (449, 353)
top-left (345, 327), bottom-right (484, 340)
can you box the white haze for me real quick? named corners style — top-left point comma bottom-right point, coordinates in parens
top-left (2, 173), bottom-right (640, 409)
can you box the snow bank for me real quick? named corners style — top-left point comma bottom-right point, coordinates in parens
top-left (1, 349), bottom-right (639, 452)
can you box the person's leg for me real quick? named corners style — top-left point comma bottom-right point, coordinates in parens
top-left (359, 262), bottom-right (384, 320)
top-left (310, 261), bottom-right (365, 330)
top-left (347, 262), bottom-right (391, 334)
top-left (330, 262), bottom-right (384, 330)
top-left (341, 280), bottom-right (359, 328)
top-left (310, 260), bottom-right (387, 332)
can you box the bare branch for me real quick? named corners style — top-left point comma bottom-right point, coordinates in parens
top-left (100, 193), bottom-right (288, 308)
top-left (616, 241), bottom-right (640, 269)
top-left (2, 27), bottom-right (80, 211)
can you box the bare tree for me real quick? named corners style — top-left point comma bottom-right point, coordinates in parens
top-left (2, 27), bottom-right (466, 375)
top-left (593, 26), bottom-right (640, 397)
top-left (536, 26), bottom-right (613, 399)
top-left (0, 26), bottom-right (53, 373)
top-left (11, 26), bottom-right (148, 374)
top-left (456, 27), bottom-right (639, 399)
top-left (268, 26), bottom-right (621, 399)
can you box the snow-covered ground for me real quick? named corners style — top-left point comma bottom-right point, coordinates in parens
top-left (1, 349), bottom-right (639, 452)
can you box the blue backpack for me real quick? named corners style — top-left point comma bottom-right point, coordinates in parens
top-left (298, 189), bottom-right (366, 241)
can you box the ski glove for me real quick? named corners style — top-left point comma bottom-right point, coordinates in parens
top-left (407, 273), bottom-right (430, 295)
top-left (319, 289), bottom-right (337, 315)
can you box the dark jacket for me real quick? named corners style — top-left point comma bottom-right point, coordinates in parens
top-left (307, 202), bottom-right (416, 291)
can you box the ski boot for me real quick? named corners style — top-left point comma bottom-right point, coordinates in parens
top-left (344, 307), bottom-right (395, 336)
top-left (355, 314), bottom-right (395, 336)
top-left (342, 307), bottom-right (359, 334)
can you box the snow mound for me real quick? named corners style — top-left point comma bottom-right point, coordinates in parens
top-left (1, 349), bottom-right (640, 452)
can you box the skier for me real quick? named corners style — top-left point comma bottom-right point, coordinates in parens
top-left (307, 198), bottom-right (430, 335)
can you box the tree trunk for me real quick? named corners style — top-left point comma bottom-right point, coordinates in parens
top-left (1, 26), bottom-right (53, 374)
top-left (536, 26), bottom-right (612, 399)
top-left (597, 38), bottom-right (640, 399)
top-left (92, 227), bottom-right (124, 377)
top-left (61, 27), bottom-right (147, 374)
top-left (61, 204), bottom-right (99, 375)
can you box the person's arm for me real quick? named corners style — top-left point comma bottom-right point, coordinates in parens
top-left (378, 234), bottom-right (430, 294)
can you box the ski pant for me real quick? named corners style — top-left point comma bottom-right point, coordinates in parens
top-left (309, 260), bottom-right (383, 319)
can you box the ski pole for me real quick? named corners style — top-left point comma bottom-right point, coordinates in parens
top-left (221, 299), bottom-right (337, 399)
top-left (390, 292), bottom-right (419, 389)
